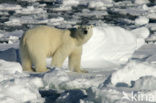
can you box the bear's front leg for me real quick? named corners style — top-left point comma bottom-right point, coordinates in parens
top-left (69, 46), bottom-right (88, 73)
top-left (52, 44), bottom-right (74, 68)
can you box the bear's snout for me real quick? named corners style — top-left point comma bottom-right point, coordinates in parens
top-left (84, 30), bottom-right (88, 34)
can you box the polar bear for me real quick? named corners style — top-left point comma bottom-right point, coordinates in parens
top-left (20, 25), bottom-right (93, 73)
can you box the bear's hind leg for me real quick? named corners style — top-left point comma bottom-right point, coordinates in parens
top-left (52, 44), bottom-right (73, 68)
top-left (31, 55), bottom-right (48, 72)
top-left (21, 54), bottom-right (33, 72)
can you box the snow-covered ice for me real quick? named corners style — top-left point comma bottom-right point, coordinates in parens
top-left (134, 16), bottom-right (149, 26)
top-left (0, 77), bottom-right (44, 103)
top-left (82, 25), bottom-right (148, 65)
top-left (133, 76), bottom-right (156, 90)
top-left (0, 60), bottom-right (44, 103)
top-left (0, 3), bottom-right (22, 11)
top-left (132, 0), bottom-right (149, 5)
top-left (111, 61), bottom-right (156, 86)
top-left (0, 59), bottom-right (22, 74)
top-left (0, 0), bottom-right (156, 103)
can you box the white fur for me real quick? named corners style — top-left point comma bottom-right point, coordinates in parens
top-left (20, 25), bottom-right (93, 73)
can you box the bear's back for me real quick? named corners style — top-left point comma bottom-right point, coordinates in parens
top-left (21, 26), bottom-right (72, 52)
top-left (23, 26), bottom-right (65, 43)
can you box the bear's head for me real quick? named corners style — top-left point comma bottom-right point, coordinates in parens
top-left (70, 25), bottom-right (93, 45)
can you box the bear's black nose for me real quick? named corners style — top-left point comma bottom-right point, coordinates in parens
top-left (84, 30), bottom-right (88, 34)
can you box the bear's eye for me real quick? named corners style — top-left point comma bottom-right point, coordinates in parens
top-left (83, 30), bottom-right (88, 34)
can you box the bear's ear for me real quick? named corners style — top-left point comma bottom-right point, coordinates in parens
top-left (87, 25), bottom-right (93, 29)
top-left (74, 25), bottom-right (80, 29)
top-left (90, 25), bottom-right (94, 28)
